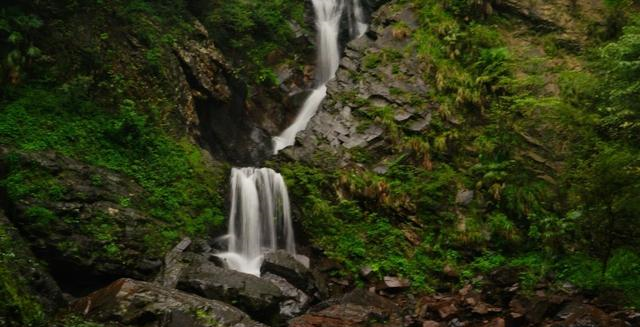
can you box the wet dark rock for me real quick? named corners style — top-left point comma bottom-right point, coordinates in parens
top-left (263, 272), bottom-right (312, 319)
top-left (0, 209), bottom-right (65, 314)
top-left (261, 250), bottom-right (317, 295)
top-left (525, 297), bottom-right (552, 325)
top-left (482, 317), bottom-right (505, 327)
top-left (71, 278), bottom-right (267, 327)
top-left (179, 36), bottom-right (274, 165)
top-left (289, 303), bottom-right (388, 327)
top-left (490, 267), bottom-right (522, 287)
top-left (341, 288), bottom-right (399, 312)
top-left (175, 254), bottom-right (284, 323)
top-left (155, 237), bottom-right (193, 288)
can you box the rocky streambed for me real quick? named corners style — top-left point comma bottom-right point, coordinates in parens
top-left (62, 237), bottom-right (640, 327)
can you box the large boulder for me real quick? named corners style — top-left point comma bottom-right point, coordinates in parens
top-left (0, 148), bottom-right (164, 283)
top-left (261, 250), bottom-right (317, 295)
top-left (71, 278), bottom-right (267, 327)
top-left (175, 253), bottom-right (284, 323)
top-left (262, 272), bottom-right (312, 319)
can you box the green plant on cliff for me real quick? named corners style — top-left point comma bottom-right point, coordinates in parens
top-left (199, 0), bottom-right (306, 83)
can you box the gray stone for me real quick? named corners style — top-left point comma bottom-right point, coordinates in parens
top-left (455, 190), bottom-right (475, 206)
top-left (408, 113), bottom-right (432, 131)
top-left (155, 237), bottom-right (192, 288)
top-left (377, 276), bottom-right (411, 290)
top-left (287, 0), bottom-right (432, 162)
top-left (394, 109), bottom-right (413, 122)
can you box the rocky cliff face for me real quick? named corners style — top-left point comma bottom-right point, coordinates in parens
top-left (285, 3), bottom-right (432, 165)
top-left (174, 22), bottom-right (275, 165)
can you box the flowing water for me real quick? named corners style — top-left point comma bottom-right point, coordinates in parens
top-left (273, 0), bottom-right (368, 153)
top-left (216, 168), bottom-right (295, 276)
top-left (219, 0), bottom-right (368, 276)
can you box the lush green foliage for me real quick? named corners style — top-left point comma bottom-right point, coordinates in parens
top-left (280, 0), bottom-right (640, 307)
top-left (0, 84), bottom-right (226, 254)
top-left (196, 0), bottom-right (306, 84)
top-left (280, 162), bottom-right (457, 290)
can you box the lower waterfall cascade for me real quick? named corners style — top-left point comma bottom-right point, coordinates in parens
top-left (219, 0), bottom-right (369, 276)
top-left (216, 168), bottom-right (295, 276)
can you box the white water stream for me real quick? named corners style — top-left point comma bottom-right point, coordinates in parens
top-left (273, 0), bottom-right (368, 153)
top-left (219, 0), bottom-right (368, 276)
top-left (216, 168), bottom-right (295, 275)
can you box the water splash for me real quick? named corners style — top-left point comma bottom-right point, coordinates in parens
top-left (216, 168), bottom-right (295, 276)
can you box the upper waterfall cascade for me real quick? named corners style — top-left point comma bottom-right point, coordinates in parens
top-left (219, 0), bottom-right (369, 276)
top-left (273, 0), bottom-right (369, 153)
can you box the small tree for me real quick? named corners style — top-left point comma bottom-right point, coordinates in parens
top-left (571, 145), bottom-right (640, 274)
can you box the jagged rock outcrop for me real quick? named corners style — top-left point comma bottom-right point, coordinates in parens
top-left (0, 148), bottom-right (163, 282)
top-left (284, 3), bottom-right (432, 164)
top-left (173, 22), bottom-right (274, 165)
top-left (263, 272), bottom-right (313, 319)
top-left (71, 278), bottom-right (267, 327)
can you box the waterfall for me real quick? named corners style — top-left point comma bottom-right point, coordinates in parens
top-left (351, 0), bottom-right (368, 38)
top-left (219, 0), bottom-right (369, 276)
top-left (217, 168), bottom-right (296, 276)
top-left (273, 0), bottom-right (368, 153)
